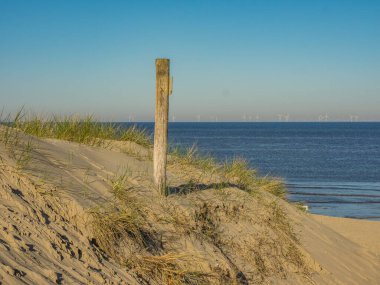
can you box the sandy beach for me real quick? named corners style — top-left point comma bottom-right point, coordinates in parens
top-left (311, 214), bottom-right (380, 255)
top-left (1, 126), bottom-right (379, 284)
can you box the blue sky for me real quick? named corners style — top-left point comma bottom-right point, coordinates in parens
top-left (0, 0), bottom-right (379, 121)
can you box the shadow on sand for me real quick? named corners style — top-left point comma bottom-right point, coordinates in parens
top-left (167, 181), bottom-right (241, 195)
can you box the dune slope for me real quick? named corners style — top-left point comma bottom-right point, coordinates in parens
top-left (0, 130), bottom-right (379, 284)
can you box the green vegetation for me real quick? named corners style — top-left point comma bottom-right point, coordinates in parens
top-left (1, 109), bottom-right (151, 148)
top-left (119, 125), bottom-right (151, 147)
top-left (1, 109), bottom-right (287, 198)
top-left (222, 157), bottom-right (257, 190)
top-left (169, 145), bottom-right (287, 199)
top-left (169, 144), bottom-right (217, 173)
top-left (1, 109), bottom-right (309, 284)
top-left (12, 138), bottom-right (34, 169)
top-left (0, 111), bottom-right (35, 169)
top-left (89, 170), bottom-right (159, 260)
top-left (90, 171), bottom-right (212, 284)
top-left (109, 169), bottom-right (133, 200)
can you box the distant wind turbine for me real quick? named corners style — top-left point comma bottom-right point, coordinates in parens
top-left (350, 115), bottom-right (359, 122)
top-left (318, 113), bottom-right (328, 122)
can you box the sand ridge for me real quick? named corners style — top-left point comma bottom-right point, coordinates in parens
top-left (0, 130), bottom-right (379, 284)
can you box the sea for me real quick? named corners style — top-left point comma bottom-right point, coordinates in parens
top-left (122, 122), bottom-right (380, 220)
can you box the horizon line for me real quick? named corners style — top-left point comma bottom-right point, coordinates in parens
top-left (116, 120), bottom-right (380, 123)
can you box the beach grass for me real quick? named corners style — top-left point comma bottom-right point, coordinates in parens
top-left (1, 109), bottom-right (287, 199)
top-left (1, 109), bottom-right (151, 148)
top-left (0, 109), bottom-right (314, 284)
top-left (169, 144), bottom-right (217, 173)
top-left (89, 171), bottom-right (213, 284)
top-left (126, 253), bottom-right (212, 285)
top-left (88, 203), bottom-right (151, 257)
top-left (0, 111), bottom-right (35, 169)
top-left (169, 146), bottom-right (287, 198)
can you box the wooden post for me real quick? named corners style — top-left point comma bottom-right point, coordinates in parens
top-left (154, 58), bottom-right (171, 195)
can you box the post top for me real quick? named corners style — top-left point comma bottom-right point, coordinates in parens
top-left (156, 59), bottom-right (170, 76)
top-left (156, 58), bottom-right (170, 62)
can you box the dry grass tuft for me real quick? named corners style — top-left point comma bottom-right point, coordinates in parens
top-left (88, 202), bottom-right (161, 260)
top-left (122, 145), bottom-right (153, 161)
top-left (255, 178), bottom-right (287, 199)
top-left (222, 158), bottom-right (287, 198)
top-left (194, 202), bottom-right (221, 241)
top-left (263, 201), bottom-right (309, 276)
top-left (109, 169), bottom-right (134, 200)
top-left (169, 145), bottom-right (217, 173)
top-left (265, 201), bottom-right (298, 242)
top-left (12, 138), bottom-right (35, 169)
top-left (0, 114), bottom-right (35, 169)
top-left (168, 148), bottom-right (287, 199)
top-left (89, 204), bottom-right (144, 257)
top-left (127, 253), bottom-right (213, 285)
top-left (89, 179), bottom-right (214, 284)
top-left (89, 167), bottom-right (161, 259)
top-left (120, 125), bottom-right (151, 148)
top-left (222, 158), bottom-right (256, 190)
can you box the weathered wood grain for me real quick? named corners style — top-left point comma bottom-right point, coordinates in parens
top-left (153, 58), bottom-right (170, 195)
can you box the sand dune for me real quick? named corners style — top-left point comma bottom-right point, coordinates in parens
top-left (0, 129), bottom-right (379, 284)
